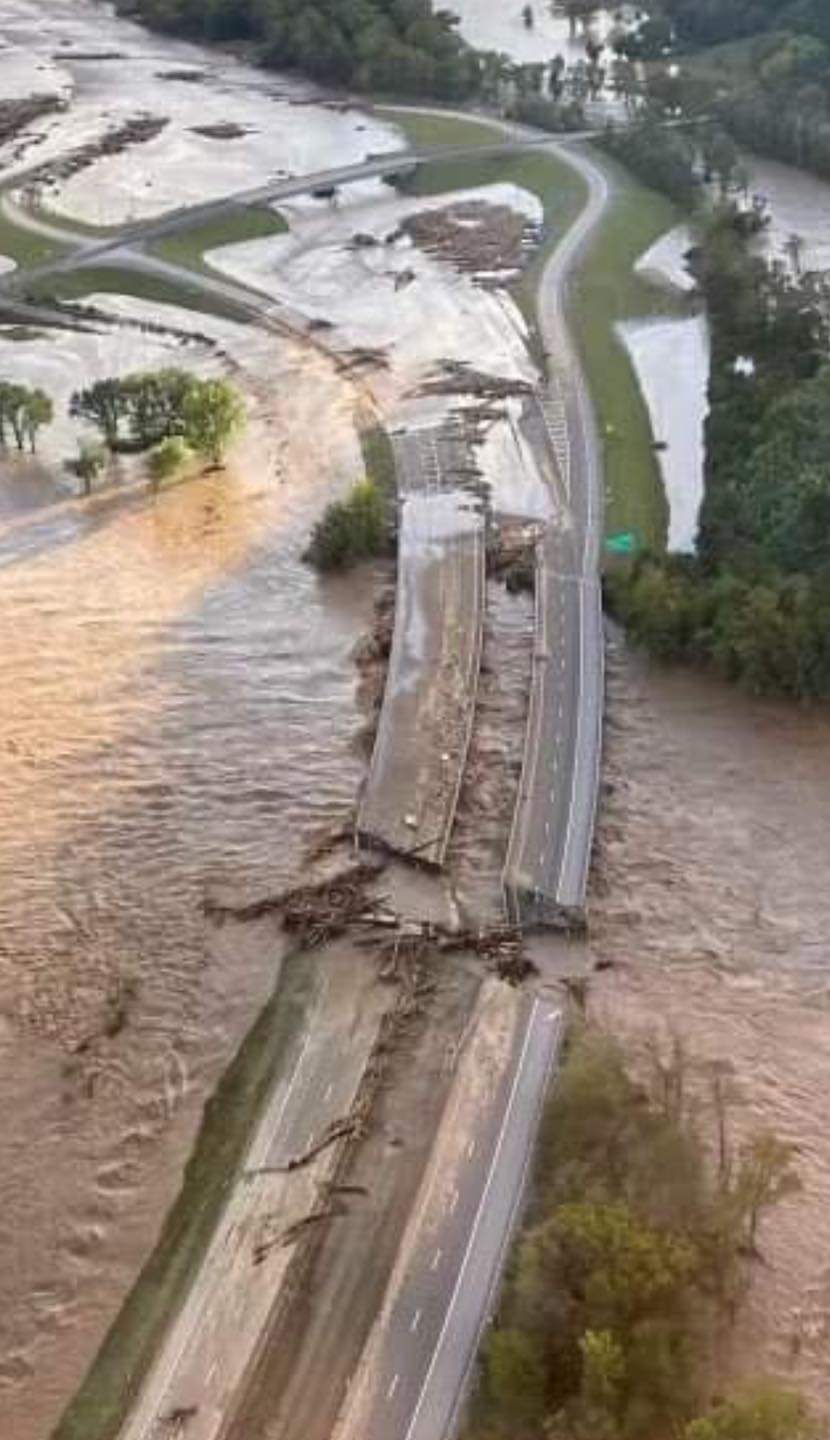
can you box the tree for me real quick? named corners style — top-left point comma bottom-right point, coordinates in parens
top-left (303, 479), bottom-right (388, 570)
top-left (70, 378), bottom-right (129, 448)
top-left (732, 1130), bottom-right (801, 1250)
top-left (685, 1384), bottom-right (818, 1439)
top-left (22, 389), bottom-right (53, 452)
top-left (2, 384), bottom-right (31, 450)
top-left (148, 435), bottom-right (192, 489)
top-left (784, 231), bottom-right (805, 275)
top-left (574, 1329), bottom-right (625, 1436)
top-left (182, 378), bottom-right (245, 465)
top-left (124, 367), bottom-right (196, 448)
top-left (484, 1328), bottom-right (547, 1426)
top-left (75, 440), bottom-right (107, 496)
top-left (0, 382), bottom-right (53, 452)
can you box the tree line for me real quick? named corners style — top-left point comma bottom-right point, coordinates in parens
top-left (649, 0), bottom-right (830, 182)
top-left (467, 1028), bottom-right (814, 1440)
top-left (0, 367), bottom-right (245, 494)
top-left (69, 368), bottom-right (245, 491)
top-left (609, 202), bottom-right (830, 698)
top-left (115, 0), bottom-right (480, 99)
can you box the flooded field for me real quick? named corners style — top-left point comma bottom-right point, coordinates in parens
top-left (617, 311), bottom-right (709, 552)
top-left (446, 0), bottom-right (622, 68)
top-left (747, 151), bottom-right (830, 274)
top-left (0, 0), bottom-right (400, 224)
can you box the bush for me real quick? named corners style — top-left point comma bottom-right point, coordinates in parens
top-left (148, 436), bottom-right (193, 487)
top-left (303, 479), bottom-right (390, 571)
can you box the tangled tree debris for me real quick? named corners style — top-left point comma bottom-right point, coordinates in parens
top-left (203, 862), bottom-right (386, 946)
top-left (23, 113), bottom-right (169, 193)
top-left (400, 200), bottom-right (541, 280)
top-left (417, 361), bottom-right (534, 400)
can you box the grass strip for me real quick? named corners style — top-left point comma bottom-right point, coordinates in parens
top-left (0, 205), bottom-right (72, 267)
top-left (26, 265), bottom-right (251, 324)
top-left (376, 107), bottom-right (508, 151)
top-left (380, 108), bottom-right (685, 551)
top-left (53, 955), bottom-right (318, 1440)
top-left (149, 205), bottom-right (288, 275)
top-left (570, 151), bottom-right (684, 551)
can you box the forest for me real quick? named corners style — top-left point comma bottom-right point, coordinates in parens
top-left (113, 0), bottom-right (480, 97)
top-left (656, 0), bottom-right (830, 179)
top-left (610, 199), bottom-right (830, 698)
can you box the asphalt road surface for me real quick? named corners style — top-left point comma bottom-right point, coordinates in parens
top-left (333, 994), bottom-right (563, 1440)
top-left (118, 953), bottom-right (388, 1440)
top-left (503, 137), bottom-right (608, 922)
top-left (358, 421), bottom-right (485, 866)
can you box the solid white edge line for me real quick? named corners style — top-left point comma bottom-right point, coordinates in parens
top-left (402, 999), bottom-right (548, 1440)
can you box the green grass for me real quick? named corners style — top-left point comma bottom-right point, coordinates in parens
top-left (0, 206), bottom-right (72, 267)
top-left (25, 265), bottom-right (252, 324)
top-left (571, 150), bottom-right (687, 551)
top-left (53, 955), bottom-right (318, 1440)
top-left (378, 109), bottom-right (680, 548)
top-left (360, 423), bottom-right (396, 496)
top-left (376, 107), bottom-right (507, 150)
top-left (149, 205), bottom-right (287, 275)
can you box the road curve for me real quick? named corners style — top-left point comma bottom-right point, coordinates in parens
top-left (501, 132), bottom-right (608, 923)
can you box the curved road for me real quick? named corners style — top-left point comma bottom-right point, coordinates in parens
top-left (503, 136), bottom-right (608, 922)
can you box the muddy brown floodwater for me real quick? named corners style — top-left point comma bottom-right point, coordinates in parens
top-left (583, 629), bottom-right (830, 1418)
top-left (0, 327), bottom-right (379, 1437)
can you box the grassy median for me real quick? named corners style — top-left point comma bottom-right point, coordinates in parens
top-left (54, 955), bottom-right (318, 1440)
top-left (149, 205), bottom-right (288, 275)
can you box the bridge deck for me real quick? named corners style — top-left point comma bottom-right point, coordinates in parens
top-left (358, 421), bottom-right (484, 868)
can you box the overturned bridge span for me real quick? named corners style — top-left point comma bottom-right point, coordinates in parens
top-left (358, 420), bottom-right (485, 868)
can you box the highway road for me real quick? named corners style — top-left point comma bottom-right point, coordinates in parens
top-left (0, 132), bottom-right (581, 297)
top-left (117, 950), bottom-right (388, 1440)
top-left (332, 989), bottom-right (563, 1440)
top-left (503, 137), bottom-right (608, 923)
top-left (358, 419), bottom-right (485, 867)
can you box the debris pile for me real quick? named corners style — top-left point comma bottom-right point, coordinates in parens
top-left (0, 95), bottom-right (65, 148)
top-left (417, 360), bottom-right (534, 401)
top-left (203, 862), bottom-right (386, 948)
top-left (206, 859), bottom-right (538, 982)
top-left (191, 122), bottom-right (251, 141)
top-left (400, 200), bottom-right (540, 281)
top-left (23, 113), bottom-right (169, 193)
top-left (488, 520), bottom-right (540, 594)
